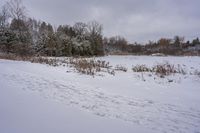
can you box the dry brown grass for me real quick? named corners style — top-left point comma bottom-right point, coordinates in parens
top-left (30, 57), bottom-right (59, 67)
top-left (69, 58), bottom-right (113, 76)
top-left (153, 63), bottom-right (177, 76)
top-left (1, 54), bottom-right (191, 78)
top-left (132, 62), bottom-right (186, 78)
top-left (132, 64), bottom-right (151, 72)
top-left (0, 53), bottom-right (31, 61)
top-left (0, 54), bottom-right (117, 76)
top-left (115, 65), bottom-right (128, 72)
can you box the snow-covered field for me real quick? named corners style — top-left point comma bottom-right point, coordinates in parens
top-left (0, 56), bottom-right (200, 133)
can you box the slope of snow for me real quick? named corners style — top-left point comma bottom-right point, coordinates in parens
top-left (0, 56), bottom-right (200, 133)
top-left (0, 77), bottom-right (148, 133)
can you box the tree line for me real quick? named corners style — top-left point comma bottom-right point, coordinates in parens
top-left (104, 36), bottom-right (200, 55)
top-left (0, 0), bottom-right (200, 57)
top-left (0, 0), bottom-right (104, 56)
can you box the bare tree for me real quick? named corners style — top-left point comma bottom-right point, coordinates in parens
top-left (73, 22), bottom-right (87, 36)
top-left (6, 0), bottom-right (27, 20)
top-left (0, 5), bottom-right (10, 28)
top-left (87, 21), bottom-right (103, 37)
top-left (87, 21), bottom-right (104, 55)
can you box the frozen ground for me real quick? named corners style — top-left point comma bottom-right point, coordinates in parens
top-left (0, 56), bottom-right (200, 133)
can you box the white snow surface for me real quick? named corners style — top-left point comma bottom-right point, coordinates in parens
top-left (0, 55), bottom-right (200, 133)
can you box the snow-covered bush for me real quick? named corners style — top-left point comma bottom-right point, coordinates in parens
top-left (194, 70), bottom-right (200, 78)
top-left (132, 65), bottom-right (151, 72)
top-left (115, 65), bottom-right (128, 72)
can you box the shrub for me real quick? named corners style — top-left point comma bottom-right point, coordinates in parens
top-left (132, 62), bottom-right (186, 78)
top-left (132, 64), bottom-right (151, 72)
top-left (153, 62), bottom-right (176, 76)
top-left (30, 57), bottom-right (59, 67)
top-left (69, 58), bottom-right (112, 76)
top-left (194, 70), bottom-right (200, 78)
top-left (153, 62), bottom-right (186, 77)
top-left (115, 65), bottom-right (128, 72)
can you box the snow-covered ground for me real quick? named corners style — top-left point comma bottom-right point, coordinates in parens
top-left (0, 55), bottom-right (200, 133)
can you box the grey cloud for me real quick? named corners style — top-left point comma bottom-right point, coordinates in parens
top-left (1, 0), bottom-right (200, 43)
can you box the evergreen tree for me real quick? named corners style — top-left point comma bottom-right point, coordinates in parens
top-left (192, 37), bottom-right (200, 45)
top-left (0, 28), bottom-right (17, 53)
top-left (10, 18), bottom-right (32, 55)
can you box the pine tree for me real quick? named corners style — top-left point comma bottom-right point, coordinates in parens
top-left (0, 28), bottom-right (17, 53)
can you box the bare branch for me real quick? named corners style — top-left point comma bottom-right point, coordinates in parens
top-left (6, 0), bottom-right (27, 20)
top-left (0, 5), bottom-right (10, 28)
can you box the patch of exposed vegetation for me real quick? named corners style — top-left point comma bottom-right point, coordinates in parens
top-left (68, 58), bottom-right (114, 76)
top-left (114, 65), bottom-right (128, 72)
top-left (30, 57), bottom-right (60, 67)
top-left (132, 62), bottom-right (186, 78)
top-left (132, 64), bottom-right (152, 72)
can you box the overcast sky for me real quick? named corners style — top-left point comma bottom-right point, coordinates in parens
top-left (1, 0), bottom-right (200, 43)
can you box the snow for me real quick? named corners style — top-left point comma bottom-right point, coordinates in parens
top-left (0, 55), bottom-right (200, 133)
top-left (0, 80), bottom-right (147, 133)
